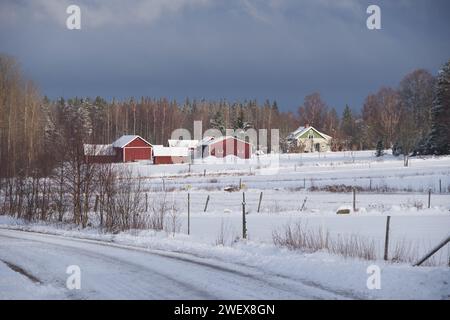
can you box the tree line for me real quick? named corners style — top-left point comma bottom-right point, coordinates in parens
top-left (1, 53), bottom-right (449, 179)
top-left (0, 53), bottom-right (448, 227)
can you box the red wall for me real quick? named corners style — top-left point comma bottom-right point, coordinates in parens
top-left (209, 137), bottom-right (250, 159)
top-left (122, 137), bottom-right (152, 162)
top-left (154, 156), bottom-right (189, 165)
top-left (124, 146), bottom-right (152, 162)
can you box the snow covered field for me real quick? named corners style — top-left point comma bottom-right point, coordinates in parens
top-left (0, 150), bottom-right (449, 299)
top-left (123, 151), bottom-right (450, 264)
top-left (128, 151), bottom-right (450, 193)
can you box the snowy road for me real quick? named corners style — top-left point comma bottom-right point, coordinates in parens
top-left (0, 229), bottom-right (354, 300)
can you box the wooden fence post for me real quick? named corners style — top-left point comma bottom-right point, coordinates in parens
top-left (257, 192), bottom-right (263, 213)
top-left (242, 192), bottom-right (247, 239)
top-left (204, 195), bottom-right (210, 212)
top-left (414, 235), bottom-right (450, 266)
top-left (384, 216), bottom-right (391, 261)
top-left (203, 169), bottom-right (206, 177)
top-left (428, 188), bottom-right (431, 208)
top-left (300, 197), bottom-right (308, 212)
top-left (239, 178), bottom-right (242, 190)
top-left (439, 179), bottom-right (442, 194)
top-left (352, 187), bottom-right (356, 211)
top-left (187, 193), bottom-right (190, 235)
top-left (145, 193), bottom-right (148, 212)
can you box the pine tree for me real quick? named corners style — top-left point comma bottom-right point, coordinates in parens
top-left (375, 139), bottom-right (384, 157)
top-left (427, 60), bottom-right (450, 155)
top-left (234, 108), bottom-right (244, 130)
top-left (233, 109), bottom-right (251, 130)
top-left (210, 111), bottom-right (226, 135)
top-left (341, 105), bottom-right (353, 135)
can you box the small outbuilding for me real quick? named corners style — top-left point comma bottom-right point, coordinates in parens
top-left (153, 146), bottom-right (190, 165)
top-left (112, 135), bottom-right (153, 162)
top-left (84, 144), bottom-right (119, 163)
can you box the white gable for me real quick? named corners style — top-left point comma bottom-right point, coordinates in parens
top-left (288, 126), bottom-right (331, 141)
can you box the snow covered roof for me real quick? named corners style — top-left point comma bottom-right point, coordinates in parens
top-left (112, 135), bottom-right (152, 148)
top-left (153, 146), bottom-right (189, 157)
top-left (168, 139), bottom-right (199, 148)
top-left (287, 126), bottom-right (331, 141)
top-left (83, 144), bottom-right (115, 156)
top-left (200, 136), bottom-right (251, 146)
top-left (199, 136), bottom-right (216, 145)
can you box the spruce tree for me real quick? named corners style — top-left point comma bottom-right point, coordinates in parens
top-left (375, 139), bottom-right (384, 157)
top-left (210, 111), bottom-right (226, 135)
top-left (341, 105), bottom-right (354, 137)
top-left (427, 60), bottom-right (450, 155)
top-left (234, 109), bottom-right (245, 130)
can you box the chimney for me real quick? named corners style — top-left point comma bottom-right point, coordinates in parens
top-left (305, 123), bottom-right (310, 128)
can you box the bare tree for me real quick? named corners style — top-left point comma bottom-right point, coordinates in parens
top-left (298, 93), bottom-right (328, 130)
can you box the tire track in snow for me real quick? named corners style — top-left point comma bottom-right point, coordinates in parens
top-left (0, 259), bottom-right (41, 284)
top-left (0, 228), bottom-right (359, 299)
top-left (0, 233), bottom-right (218, 299)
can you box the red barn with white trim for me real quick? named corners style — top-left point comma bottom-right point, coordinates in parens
top-left (112, 135), bottom-right (153, 162)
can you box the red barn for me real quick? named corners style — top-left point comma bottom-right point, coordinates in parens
top-left (112, 135), bottom-right (153, 162)
top-left (200, 136), bottom-right (251, 159)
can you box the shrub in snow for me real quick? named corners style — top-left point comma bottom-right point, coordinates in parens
top-left (375, 140), bottom-right (384, 157)
top-left (272, 221), bottom-right (376, 261)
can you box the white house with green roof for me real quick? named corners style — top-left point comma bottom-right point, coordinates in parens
top-left (287, 125), bottom-right (332, 153)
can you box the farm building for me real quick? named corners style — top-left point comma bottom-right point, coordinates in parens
top-left (287, 125), bottom-right (332, 153)
top-left (84, 135), bottom-right (153, 163)
top-left (84, 144), bottom-right (119, 163)
top-left (112, 135), bottom-right (153, 162)
top-left (198, 136), bottom-right (252, 159)
top-left (168, 139), bottom-right (198, 161)
top-left (153, 145), bottom-right (190, 164)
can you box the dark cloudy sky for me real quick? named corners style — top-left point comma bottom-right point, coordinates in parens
top-left (1, 0), bottom-right (449, 113)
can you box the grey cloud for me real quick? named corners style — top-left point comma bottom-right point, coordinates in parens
top-left (1, 0), bottom-right (211, 28)
top-left (0, 0), bottom-right (449, 112)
